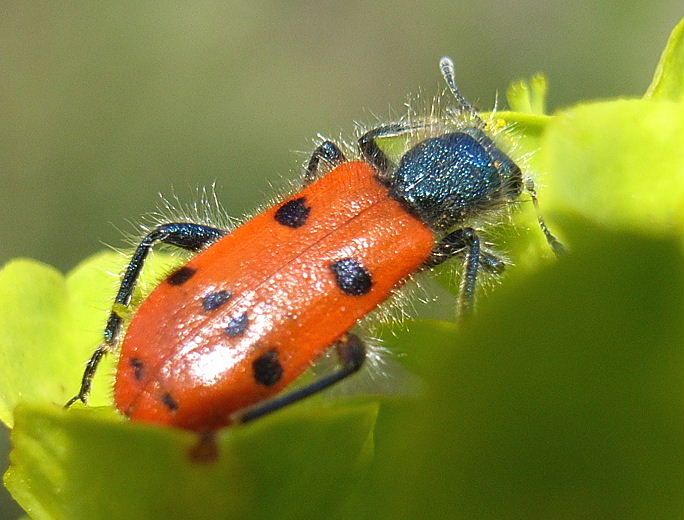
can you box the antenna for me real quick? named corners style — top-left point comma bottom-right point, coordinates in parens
top-left (439, 56), bottom-right (483, 125)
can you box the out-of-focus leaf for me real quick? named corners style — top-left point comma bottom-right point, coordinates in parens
top-left (541, 98), bottom-right (684, 236)
top-left (6, 402), bottom-right (376, 520)
top-left (0, 253), bottom-right (181, 428)
top-left (348, 224), bottom-right (684, 519)
top-left (646, 18), bottom-right (684, 100)
top-left (506, 74), bottom-right (549, 115)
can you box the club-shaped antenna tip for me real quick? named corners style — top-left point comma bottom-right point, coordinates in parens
top-left (438, 55), bottom-right (483, 126)
top-left (439, 57), bottom-right (455, 85)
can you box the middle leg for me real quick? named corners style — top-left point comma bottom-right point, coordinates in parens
top-left (425, 228), bottom-right (489, 319)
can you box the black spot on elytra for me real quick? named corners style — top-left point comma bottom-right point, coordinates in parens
top-left (167, 266), bottom-right (196, 286)
top-left (130, 357), bottom-right (145, 381)
top-left (202, 289), bottom-right (232, 311)
top-left (161, 392), bottom-right (179, 412)
top-left (252, 349), bottom-right (283, 386)
top-left (330, 258), bottom-right (373, 296)
top-left (274, 197), bottom-right (311, 228)
top-left (225, 312), bottom-right (249, 337)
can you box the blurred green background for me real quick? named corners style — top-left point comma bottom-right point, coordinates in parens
top-left (1, 1), bottom-right (683, 518)
top-left (2, 1), bottom-right (683, 271)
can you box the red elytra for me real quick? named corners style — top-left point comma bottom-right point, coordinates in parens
top-left (67, 57), bottom-right (562, 431)
top-left (115, 162), bottom-right (434, 430)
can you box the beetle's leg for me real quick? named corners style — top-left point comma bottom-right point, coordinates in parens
top-left (453, 228), bottom-right (481, 320)
top-left (524, 177), bottom-right (565, 256)
top-left (426, 228), bottom-right (505, 275)
top-left (65, 222), bottom-right (225, 408)
top-left (235, 333), bottom-right (366, 424)
top-left (304, 140), bottom-right (347, 184)
top-left (424, 227), bottom-right (483, 320)
top-left (358, 123), bottom-right (421, 176)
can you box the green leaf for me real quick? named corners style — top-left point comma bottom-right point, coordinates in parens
top-left (506, 74), bottom-right (549, 115)
top-left (349, 224), bottom-right (684, 519)
top-left (493, 111), bottom-right (551, 136)
top-left (0, 253), bottom-right (182, 428)
top-left (5, 402), bottom-right (376, 520)
top-left (646, 18), bottom-right (684, 100)
top-left (0, 259), bottom-right (70, 427)
top-left (540, 98), bottom-right (684, 236)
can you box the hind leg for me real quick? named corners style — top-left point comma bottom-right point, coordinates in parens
top-left (65, 223), bottom-right (225, 407)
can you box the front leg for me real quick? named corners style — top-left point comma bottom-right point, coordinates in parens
top-left (426, 229), bottom-right (505, 274)
top-left (304, 140), bottom-right (347, 184)
top-left (358, 123), bottom-right (420, 177)
top-left (65, 222), bottom-right (225, 407)
top-left (524, 177), bottom-right (565, 256)
top-left (425, 228), bottom-right (489, 320)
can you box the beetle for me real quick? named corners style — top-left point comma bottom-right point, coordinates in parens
top-left (66, 57), bottom-right (562, 431)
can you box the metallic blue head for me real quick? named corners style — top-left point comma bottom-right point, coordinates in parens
top-left (389, 127), bottom-right (522, 229)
